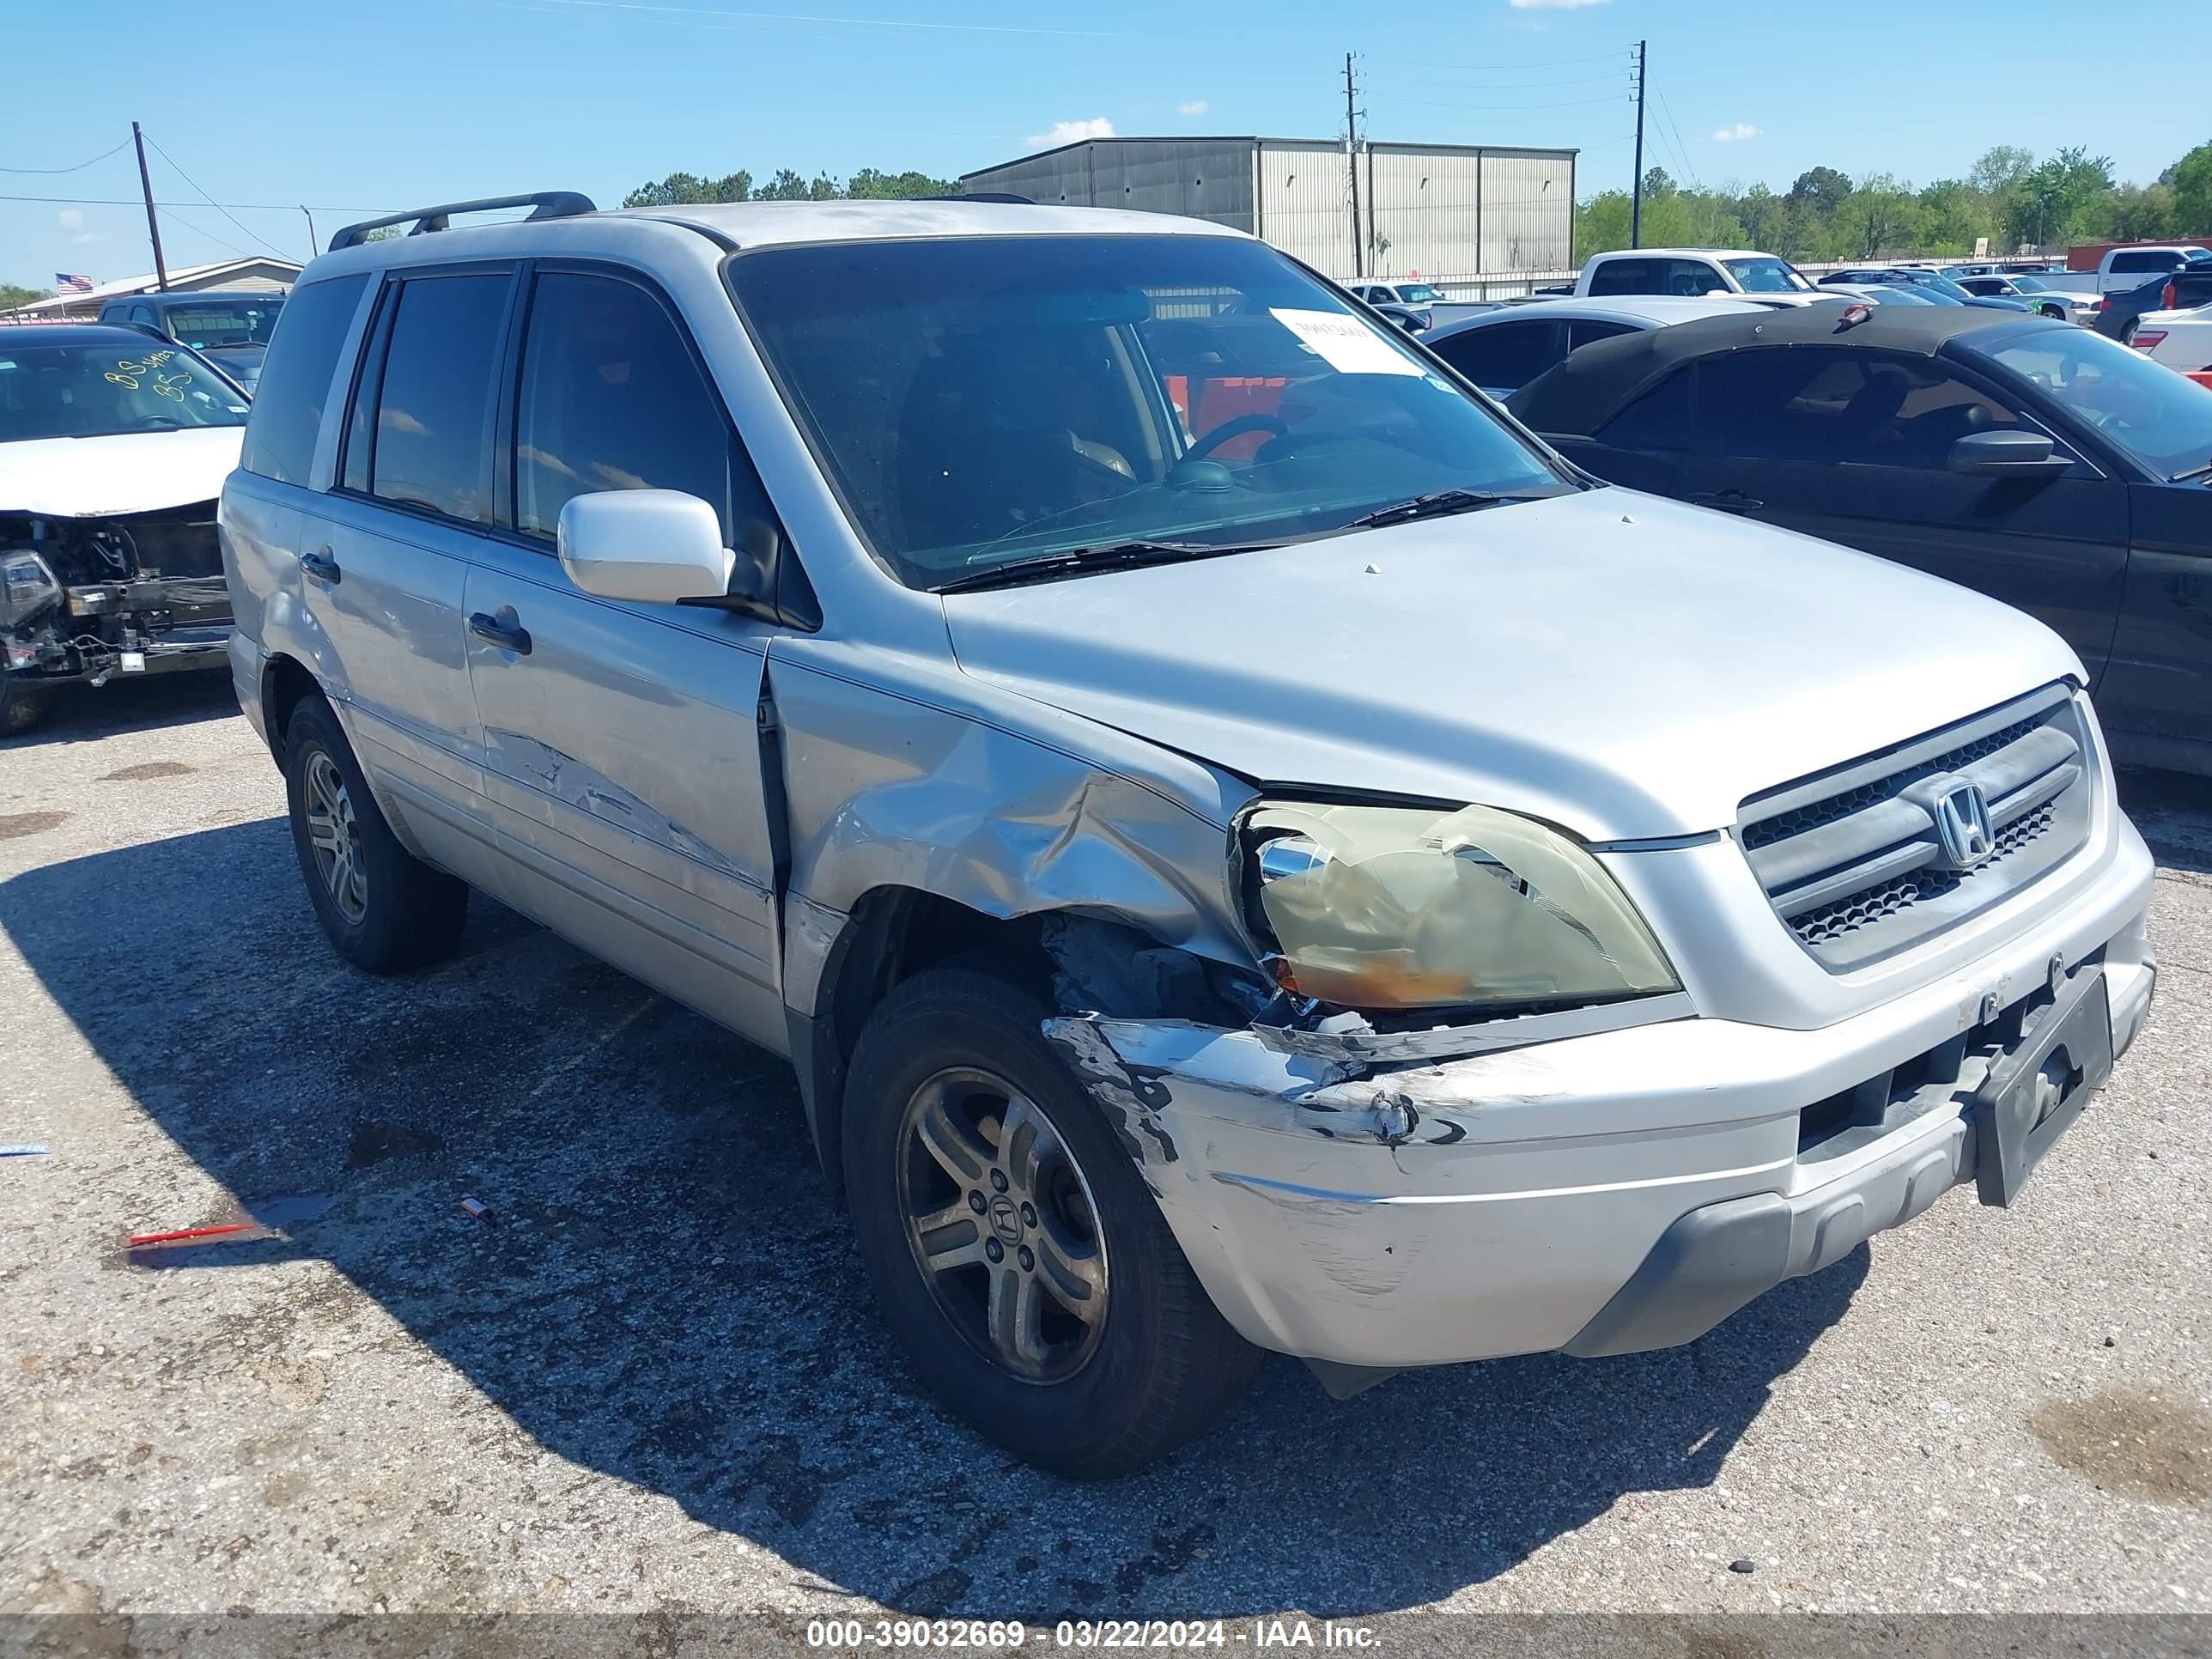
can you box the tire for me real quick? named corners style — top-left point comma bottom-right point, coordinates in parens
top-left (0, 675), bottom-right (51, 737)
top-left (842, 965), bottom-right (1261, 1476)
top-left (2042, 305), bottom-right (2066, 321)
top-left (283, 697), bottom-right (468, 973)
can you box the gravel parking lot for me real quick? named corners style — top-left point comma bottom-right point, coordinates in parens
top-left (2, 678), bottom-right (2209, 1637)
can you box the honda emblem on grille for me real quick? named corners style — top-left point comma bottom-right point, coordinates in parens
top-left (1932, 781), bottom-right (1996, 867)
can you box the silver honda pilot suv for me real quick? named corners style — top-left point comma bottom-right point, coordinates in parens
top-left (220, 192), bottom-right (2158, 1475)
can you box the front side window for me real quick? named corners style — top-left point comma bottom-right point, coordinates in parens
top-left (368, 273), bottom-right (510, 520)
top-left (726, 234), bottom-right (1567, 589)
top-left (1972, 325), bottom-right (2212, 479)
top-left (514, 271), bottom-right (740, 540)
top-left (1723, 257), bottom-right (1811, 294)
top-left (159, 299), bottom-right (285, 349)
top-left (240, 274), bottom-right (366, 483)
top-left (1696, 347), bottom-right (2051, 471)
top-left (0, 339), bottom-right (250, 444)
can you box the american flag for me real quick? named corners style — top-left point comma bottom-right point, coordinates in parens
top-left (55, 273), bottom-right (94, 294)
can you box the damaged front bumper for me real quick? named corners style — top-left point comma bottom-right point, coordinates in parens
top-left (1044, 824), bottom-right (2155, 1382)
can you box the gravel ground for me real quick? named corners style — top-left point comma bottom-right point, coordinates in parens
top-left (1, 678), bottom-right (2208, 1638)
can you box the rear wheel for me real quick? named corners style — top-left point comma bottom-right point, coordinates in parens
top-left (283, 698), bottom-right (468, 972)
top-left (843, 966), bottom-right (1261, 1476)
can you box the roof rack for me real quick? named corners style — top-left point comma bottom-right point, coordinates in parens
top-left (327, 191), bottom-right (596, 252)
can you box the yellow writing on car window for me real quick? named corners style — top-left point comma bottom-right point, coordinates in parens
top-left (106, 349), bottom-right (176, 391)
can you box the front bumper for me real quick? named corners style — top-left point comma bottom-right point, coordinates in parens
top-left (1046, 818), bottom-right (2155, 1374)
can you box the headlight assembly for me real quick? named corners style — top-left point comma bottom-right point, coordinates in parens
top-left (2, 551), bottom-right (62, 629)
top-left (1244, 800), bottom-right (1680, 1014)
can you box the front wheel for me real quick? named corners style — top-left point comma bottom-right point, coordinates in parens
top-left (283, 697), bottom-right (469, 972)
top-left (0, 674), bottom-right (51, 737)
top-left (843, 966), bottom-right (1261, 1476)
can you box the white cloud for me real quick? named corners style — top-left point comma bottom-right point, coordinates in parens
top-left (1711, 122), bottom-right (1759, 143)
top-left (1178, 100), bottom-right (1208, 116)
top-left (57, 208), bottom-right (99, 246)
top-left (1507, 0), bottom-right (1607, 9)
top-left (1027, 117), bottom-right (1115, 149)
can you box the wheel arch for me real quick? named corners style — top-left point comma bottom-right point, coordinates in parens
top-left (259, 652), bottom-right (325, 764)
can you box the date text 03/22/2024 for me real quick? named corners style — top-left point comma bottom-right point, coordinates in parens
top-left (805, 1620), bottom-right (1384, 1649)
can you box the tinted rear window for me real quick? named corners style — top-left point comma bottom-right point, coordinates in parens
top-left (1428, 320), bottom-right (1562, 392)
top-left (239, 274), bottom-right (368, 484)
top-left (369, 274), bottom-right (511, 520)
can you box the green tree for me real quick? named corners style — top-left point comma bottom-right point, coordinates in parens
top-left (0, 283), bottom-right (50, 311)
top-left (2170, 143), bottom-right (2212, 234)
top-left (1832, 173), bottom-right (1921, 258)
top-left (1787, 166), bottom-right (1853, 219)
top-left (623, 171), bottom-right (755, 207)
top-left (2008, 146), bottom-right (2114, 248)
top-left (847, 168), bottom-right (959, 199)
top-left (1916, 179), bottom-right (1999, 255)
top-left (1968, 145), bottom-right (2034, 198)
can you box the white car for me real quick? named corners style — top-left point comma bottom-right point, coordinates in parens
top-left (2129, 304), bottom-right (2212, 377)
top-left (1956, 274), bottom-right (2100, 324)
top-left (1423, 295), bottom-right (1774, 397)
top-left (1348, 280), bottom-right (1446, 309)
top-left (1574, 247), bottom-right (1834, 306)
top-left (0, 322), bottom-right (249, 733)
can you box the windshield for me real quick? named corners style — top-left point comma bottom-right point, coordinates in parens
top-left (159, 297), bottom-right (284, 350)
top-left (2008, 276), bottom-right (2051, 294)
top-left (0, 340), bottom-right (249, 441)
top-left (1915, 273), bottom-right (1978, 301)
top-left (1723, 257), bottom-right (1812, 293)
top-left (1973, 325), bottom-right (2212, 478)
top-left (1395, 284), bottom-right (1443, 304)
top-left (726, 234), bottom-right (1569, 589)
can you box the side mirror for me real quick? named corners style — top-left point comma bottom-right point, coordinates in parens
top-left (556, 489), bottom-right (746, 604)
top-left (1948, 429), bottom-right (2072, 478)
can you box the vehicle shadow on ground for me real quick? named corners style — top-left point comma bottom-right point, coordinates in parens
top-left (2118, 768), bottom-right (2212, 877)
top-left (2, 672), bottom-right (240, 750)
top-left (2, 820), bottom-right (1864, 1618)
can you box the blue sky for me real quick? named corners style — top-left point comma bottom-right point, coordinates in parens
top-left (2, 0), bottom-right (2198, 289)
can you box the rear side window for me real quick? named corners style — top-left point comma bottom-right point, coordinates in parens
top-left (1596, 366), bottom-right (1692, 449)
top-left (368, 273), bottom-right (511, 520)
top-left (513, 271), bottom-right (741, 540)
top-left (239, 273), bottom-right (368, 485)
top-left (1587, 258), bottom-right (1658, 296)
top-left (1657, 258), bottom-right (1725, 297)
top-left (1567, 319), bottom-right (1638, 350)
top-left (1429, 320), bottom-right (1563, 392)
top-left (1695, 348), bottom-right (2056, 470)
top-left (2112, 251), bottom-right (2181, 275)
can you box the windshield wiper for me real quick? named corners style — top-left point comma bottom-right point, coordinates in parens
top-left (2170, 460), bottom-right (2212, 483)
top-left (933, 538), bottom-right (1274, 593)
top-left (1339, 488), bottom-right (1517, 531)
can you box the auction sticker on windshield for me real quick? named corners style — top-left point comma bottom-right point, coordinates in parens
top-left (1269, 308), bottom-right (1424, 376)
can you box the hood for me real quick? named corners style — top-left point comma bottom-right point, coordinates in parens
top-left (944, 489), bottom-right (2084, 842)
top-left (0, 427), bottom-right (245, 518)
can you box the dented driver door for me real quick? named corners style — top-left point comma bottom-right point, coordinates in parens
top-left (458, 261), bottom-right (787, 1051)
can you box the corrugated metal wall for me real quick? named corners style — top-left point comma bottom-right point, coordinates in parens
top-left (962, 138), bottom-right (1574, 281)
top-left (1255, 141), bottom-right (1354, 275)
top-left (1476, 150), bottom-right (1575, 274)
top-left (962, 139), bottom-right (1255, 233)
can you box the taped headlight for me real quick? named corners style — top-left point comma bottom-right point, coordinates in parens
top-left (1245, 801), bottom-right (1679, 1013)
top-left (2, 551), bottom-right (62, 629)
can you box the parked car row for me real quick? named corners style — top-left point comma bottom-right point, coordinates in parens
top-left (200, 191), bottom-right (2161, 1476)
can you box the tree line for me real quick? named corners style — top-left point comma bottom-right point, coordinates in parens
top-left (623, 167), bottom-right (959, 207)
top-left (1576, 141), bottom-right (2212, 264)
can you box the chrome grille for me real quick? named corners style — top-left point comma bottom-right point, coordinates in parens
top-left (1739, 687), bottom-right (2094, 971)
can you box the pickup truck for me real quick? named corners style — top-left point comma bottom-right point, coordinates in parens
top-left (1572, 247), bottom-right (1835, 306)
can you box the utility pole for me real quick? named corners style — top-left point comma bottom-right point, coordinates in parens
top-left (301, 206), bottom-right (319, 258)
top-left (1629, 41), bottom-right (1647, 250)
top-left (1344, 52), bottom-right (1364, 278)
top-left (131, 122), bottom-right (169, 290)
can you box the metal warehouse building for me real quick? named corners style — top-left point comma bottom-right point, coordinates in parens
top-left (960, 137), bottom-right (1577, 283)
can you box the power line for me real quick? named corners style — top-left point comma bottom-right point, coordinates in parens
top-left (138, 131), bottom-right (300, 262)
top-left (1382, 94), bottom-right (1630, 113)
top-left (0, 138), bottom-right (134, 176)
top-left (1, 191), bottom-right (397, 212)
top-left (1364, 70), bottom-right (1627, 91)
top-left (154, 204), bottom-right (262, 263)
top-left (1368, 47), bottom-right (1632, 70)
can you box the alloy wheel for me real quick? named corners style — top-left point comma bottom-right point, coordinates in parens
top-left (302, 749), bottom-right (368, 924)
top-left (895, 1066), bottom-right (1110, 1382)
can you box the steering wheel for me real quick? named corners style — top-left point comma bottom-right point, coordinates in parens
top-left (1186, 413), bottom-right (1293, 461)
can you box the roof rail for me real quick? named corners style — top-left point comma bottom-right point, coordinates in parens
top-left (925, 191), bottom-right (1036, 205)
top-left (327, 191), bottom-right (596, 252)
